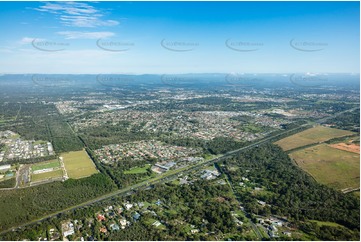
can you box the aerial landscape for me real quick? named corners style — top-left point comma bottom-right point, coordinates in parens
top-left (0, 1), bottom-right (360, 241)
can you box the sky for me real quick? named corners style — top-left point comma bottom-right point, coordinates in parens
top-left (0, 1), bottom-right (359, 74)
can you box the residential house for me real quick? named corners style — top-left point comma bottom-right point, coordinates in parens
top-left (133, 212), bottom-right (141, 220)
top-left (61, 221), bottom-right (74, 238)
top-left (97, 214), bottom-right (106, 222)
top-left (110, 223), bottom-right (120, 231)
top-left (99, 227), bottom-right (107, 233)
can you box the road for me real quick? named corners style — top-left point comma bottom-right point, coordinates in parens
top-left (14, 104), bottom-right (22, 121)
top-left (0, 165), bottom-right (30, 191)
top-left (0, 121), bottom-right (313, 234)
top-left (314, 107), bottom-right (359, 124)
top-left (0, 124), bottom-right (307, 234)
top-left (0, 107), bottom-right (357, 234)
top-left (221, 166), bottom-right (264, 240)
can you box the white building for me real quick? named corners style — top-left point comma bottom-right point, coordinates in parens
top-left (62, 222), bottom-right (75, 237)
top-left (0, 164), bottom-right (11, 172)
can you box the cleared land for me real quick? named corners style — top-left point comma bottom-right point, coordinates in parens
top-left (275, 126), bottom-right (354, 151)
top-left (31, 160), bottom-right (60, 171)
top-left (329, 143), bottom-right (360, 154)
top-left (309, 220), bottom-right (345, 228)
top-left (124, 164), bottom-right (151, 174)
top-left (289, 144), bottom-right (360, 190)
top-left (31, 169), bottom-right (63, 182)
top-left (61, 150), bottom-right (98, 179)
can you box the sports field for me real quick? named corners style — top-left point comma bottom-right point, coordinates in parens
top-left (61, 150), bottom-right (98, 179)
top-left (31, 169), bottom-right (64, 182)
top-left (275, 126), bottom-right (354, 151)
top-left (31, 159), bottom-right (60, 171)
top-left (289, 144), bottom-right (360, 190)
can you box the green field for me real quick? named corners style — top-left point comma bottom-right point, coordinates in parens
top-left (31, 160), bottom-right (60, 171)
top-left (308, 220), bottom-right (345, 228)
top-left (352, 191), bottom-right (360, 198)
top-left (289, 144), bottom-right (360, 190)
top-left (144, 218), bottom-right (166, 230)
top-left (0, 178), bottom-right (15, 188)
top-left (62, 150), bottom-right (98, 179)
top-left (275, 126), bottom-right (354, 151)
top-left (124, 164), bottom-right (151, 174)
top-left (31, 169), bottom-right (64, 182)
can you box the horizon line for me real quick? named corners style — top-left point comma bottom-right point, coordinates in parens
top-left (1, 72), bottom-right (359, 75)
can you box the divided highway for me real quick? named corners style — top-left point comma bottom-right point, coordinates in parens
top-left (0, 107), bottom-right (356, 235)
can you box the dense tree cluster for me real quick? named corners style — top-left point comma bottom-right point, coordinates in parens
top-left (0, 180), bottom-right (247, 241)
top-left (219, 143), bottom-right (360, 240)
top-left (79, 124), bottom-right (154, 150)
top-left (324, 108), bottom-right (360, 132)
top-left (0, 173), bottom-right (117, 231)
top-left (3, 154), bottom-right (57, 165)
top-left (1, 143), bottom-right (359, 241)
top-left (0, 102), bottom-right (84, 153)
top-left (161, 136), bottom-right (247, 155)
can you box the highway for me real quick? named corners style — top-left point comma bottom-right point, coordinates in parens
top-left (0, 107), bottom-right (357, 235)
top-left (0, 124), bottom-right (308, 235)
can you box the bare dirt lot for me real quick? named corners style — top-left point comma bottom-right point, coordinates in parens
top-left (328, 143), bottom-right (360, 154)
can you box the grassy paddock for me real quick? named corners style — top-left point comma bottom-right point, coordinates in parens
top-left (31, 169), bottom-right (64, 182)
top-left (275, 126), bottom-right (354, 151)
top-left (31, 160), bottom-right (60, 171)
top-left (289, 144), bottom-right (359, 190)
top-left (62, 150), bottom-right (98, 179)
top-left (124, 164), bottom-right (151, 174)
top-left (308, 220), bottom-right (345, 228)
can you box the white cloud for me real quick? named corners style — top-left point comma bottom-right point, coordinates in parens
top-left (34, 2), bottom-right (119, 28)
top-left (59, 15), bottom-right (118, 28)
top-left (0, 48), bottom-right (122, 74)
top-left (34, 2), bottom-right (97, 15)
top-left (57, 31), bottom-right (115, 39)
top-left (19, 37), bottom-right (36, 44)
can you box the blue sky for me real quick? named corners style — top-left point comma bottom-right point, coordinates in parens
top-left (0, 1), bottom-right (359, 74)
